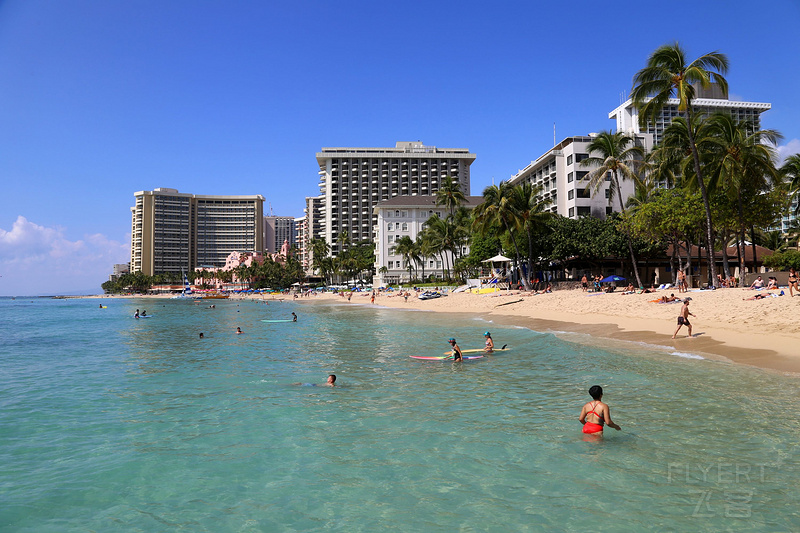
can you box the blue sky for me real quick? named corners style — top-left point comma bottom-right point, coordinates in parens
top-left (1, 0), bottom-right (799, 295)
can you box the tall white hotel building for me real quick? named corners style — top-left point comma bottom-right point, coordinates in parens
top-left (315, 141), bottom-right (476, 255)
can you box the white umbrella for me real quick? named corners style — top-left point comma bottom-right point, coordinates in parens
top-left (482, 254), bottom-right (512, 263)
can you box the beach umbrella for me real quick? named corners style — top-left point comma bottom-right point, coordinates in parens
top-left (482, 254), bottom-right (512, 263)
top-left (599, 275), bottom-right (626, 283)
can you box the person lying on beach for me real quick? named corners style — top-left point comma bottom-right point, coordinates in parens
top-left (672, 298), bottom-right (695, 339)
top-left (744, 293), bottom-right (771, 300)
top-left (749, 276), bottom-right (764, 289)
top-left (448, 338), bottom-right (463, 361)
top-left (579, 385), bottom-right (621, 434)
top-left (659, 293), bottom-right (679, 303)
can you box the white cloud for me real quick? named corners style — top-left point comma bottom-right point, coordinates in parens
top-left (0, 216), bottom-right (129, 295)
top-left (777, 139), bottom-right (800, 166)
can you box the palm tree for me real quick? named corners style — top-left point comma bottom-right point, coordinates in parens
top-left (394, 236), bottom-right (418, 282)
top-left (699, 113), bottom-right (782, 276)
top-left (631, 42), bottom-right (729, 287)
top-left (783, 154), bottom-right (800, 215)
top-left (436, 175), bottom-right (466, 218)
top-left (421, 216), bottom-right (454, 279)
top-left (511, 182), bottom-right (552, 283)
top-left (473, 182), bottom-right (528, 289)
top-left (581, 131), bottom-right (645, 287)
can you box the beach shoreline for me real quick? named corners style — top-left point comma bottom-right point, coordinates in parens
top-left (78, 287), bottom-right (800, 374)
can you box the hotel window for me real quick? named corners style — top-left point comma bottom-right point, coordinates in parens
top-left (568, 190), bottom-right (574, 200)
top-left (605, 171), bottom-right (612, 181)
top-left (606, 206), bottom-right (613, 216)
top-left (568, 207), bottom-right (575, 217)
top-left (395, 210), bottom-right (400, 217)
top-left (401, 223), bottom-right (408, 231)
top-left (575, 153), bottom-right (588, 163)
top-left (577, 206), bottom-right (591, 217)
top-left (567, 172), bottom-right (574, 183)
top-left (387, 222), bottom-right (393, 231)
top-left (577, 189), bottom-right (591, 199)
top-left (566, 155), bottom-right (573, 165)
top-left (604, 189), bottom-right (611, 198)
top-left (576, 171), bottom-right (588, 181)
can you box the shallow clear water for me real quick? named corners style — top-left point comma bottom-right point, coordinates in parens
top-left (1, 297), bottom-right (798, 532)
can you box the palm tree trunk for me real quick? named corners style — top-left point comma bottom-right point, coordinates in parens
top-left (504, 223), bottom-right (529, 290)
top-left (685, 105), bottom-right (719, 287)
top-left (721, 229), bottom-right (731, 280)
top-left (750, 226), bottom-right (758, 275)
top-left (614, 173), bottom-right (643, 288)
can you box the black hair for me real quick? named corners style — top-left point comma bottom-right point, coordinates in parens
top-left (329, 374), bottom-right (336, 382)
top-left (589, 385), bottom-right (603, 400)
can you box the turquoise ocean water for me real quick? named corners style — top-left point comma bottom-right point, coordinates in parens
top-left (1, 296), bottom-right (798, 532)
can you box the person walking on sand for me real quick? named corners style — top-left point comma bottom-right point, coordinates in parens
top-left (672, 298), bottom-right (695, 339)
top-left (579, 385), bottom-right (621, 434)
top-left (448, 338), bottom-right (463, 361)
top-left (581, 274), bottom-right (588, 292)
top-left (371, 291), bottom-right (375, 304)
top-left (789, 268), bottom-right (798, 297)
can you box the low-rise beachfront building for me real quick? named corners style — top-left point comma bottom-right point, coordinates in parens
top-left (507, 134), bottom-right (653, 219)
top-left (130, 188), bottom-right (264, 276)
top-left (372, 195), bottom-right (483, 286)
top-left (315, 141), bottom-right (476, 257)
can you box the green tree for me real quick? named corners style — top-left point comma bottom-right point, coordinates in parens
top-left (436, 175), bottom-right (466, 218)
top-left (394, 236), bottom-right (418, 282)
top-left (699, 113), bottom-right (783, 275)
top-left (581, 130), bottom-right (645, 287)
top-left (511, 182), bottom-right (553, 283)
top-left (473, 182), bottom-right (528, 289)
top-left (631, 42), bottom-right (729, 286)
top-left (782, 154), bottom-right (800, 215)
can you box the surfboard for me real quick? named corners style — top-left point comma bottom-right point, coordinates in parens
top-left (134, 315), bottom-right (152, 318)
top-left (411, 355), bottom-right (484, 361)
top-left (261, 319), bottom-right (294, 323)
top-left (442, 347), bottom-right (509, 355)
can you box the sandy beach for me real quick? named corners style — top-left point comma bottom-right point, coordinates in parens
top-left (302, 287), bottom-right (800, 374)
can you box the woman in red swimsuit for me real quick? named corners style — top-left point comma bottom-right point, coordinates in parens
top-left (579, 385), bottom-right (621, 434)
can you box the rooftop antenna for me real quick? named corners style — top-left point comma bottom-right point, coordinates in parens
top-left (269, 202), bottom-right (274, 216)
top-left (553, 123), bottom-right (556, 147)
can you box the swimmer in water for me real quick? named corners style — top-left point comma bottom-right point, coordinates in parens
top-left (134, 309), bottom-right (140, 318)
top-left (236, 327), bottom-right (243, 334)
top-left (293, 374), bottom-right (336, 387)
top-left (199, 332), bottom-right (204, 339)
top-left (483, 331), bottom-right (494, 353)
top-left (141, 310), bottom-right (147, 317)
top-left (448, 338), bottom-right (463, 361)
top-left (579, 385), bottom-right (621, 435)
top-left (292, 312), bottom-right (297, 322)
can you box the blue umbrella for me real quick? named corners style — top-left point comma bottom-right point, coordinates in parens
top-left (600, 275), bottom-right (626, 283)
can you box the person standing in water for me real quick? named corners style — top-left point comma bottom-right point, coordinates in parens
top-left (579, 385), bottom-right (621, 434)
top-left (292, 312), bottom-right (297, 322)
top-left (448, 338), bottom-right (463, 361)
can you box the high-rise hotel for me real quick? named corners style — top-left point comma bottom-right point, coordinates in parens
top-left (130, 188), bottom-right (264, 276)
top-left (315, 141), bottom-right (476, 255)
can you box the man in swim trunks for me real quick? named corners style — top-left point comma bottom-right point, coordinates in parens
top-left (749, 276), bottom-right (764, 289)
top-left (672, 298), bottom-right (695, 339)
top-left (579, 385), bottom-right (620, 434)
top-left (448, 338), bottom-right (463, 361)
top-left (581, 274), bottom-right (588, 292)
top-left (483, 331), bottom-right (494, 353)
top-left (324, 374), bottom-right (336, 387)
